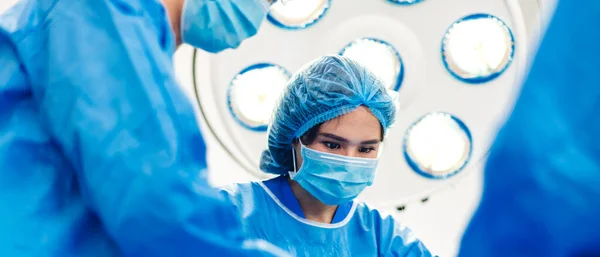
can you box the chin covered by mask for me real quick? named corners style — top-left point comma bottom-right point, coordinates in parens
top-left (181, 0), bottom-right (270, 53)
top-left (289, 142), bottom-right (379, 206)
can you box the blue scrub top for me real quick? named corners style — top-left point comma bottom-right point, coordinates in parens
top-left (220, 177), bottom-right (434, 256)
top-left (262, 176), bottom-right (353, 224)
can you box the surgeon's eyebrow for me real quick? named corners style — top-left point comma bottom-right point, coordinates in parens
top-left (319, 133), bottom-right (379, 145)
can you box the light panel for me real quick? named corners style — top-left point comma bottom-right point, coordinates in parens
top-left (268, 0), bottom-right (330, 29)
top-left (228, 63), bottom-right (290, 131)
top-left (387, 0), bottom-right (424, 5)
top-left (442, 14), bottom-right (515, 83)
top-left (403, 112), bottom-right (472, 179)
top-left (340, 38), bottom-right (404, 91)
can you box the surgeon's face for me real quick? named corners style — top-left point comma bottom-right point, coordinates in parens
top-left (294, 106), bottom-right (382, 168)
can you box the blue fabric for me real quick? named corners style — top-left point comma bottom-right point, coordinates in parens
top-left (262, 176), bottom-right (353, 223)
top-left (220, 180), bottom-right (433, 256)
top-left (260, 55), bottom-right (396, 175)
top-left (0, 1), bottom-right (287, 256)
top-left (289, 143), bottom-right (379, 205)
top-left (181, 0), bottom-right (270, 53)
top-left (458, 1), bottom-right (600, 257)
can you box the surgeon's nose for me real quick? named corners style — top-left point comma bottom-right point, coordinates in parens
top-left (345, 147), bottom-right (361, 158)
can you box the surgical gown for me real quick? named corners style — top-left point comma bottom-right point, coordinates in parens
top-left (458, 0), bottom-right (600, 256)
top-left (0, 0), bottom-right (286, 256)
top-left (220, 176), bottom-right (433, 256)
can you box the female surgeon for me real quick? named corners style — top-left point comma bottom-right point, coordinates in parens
top-left (220, 55), bottom-right (434, 256)
top-left (0, 0), bottom-right (290, 256)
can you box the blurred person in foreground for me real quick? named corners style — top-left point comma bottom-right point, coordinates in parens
top-left (458, 1), bottom-right (600, 256)
top-left (0, 0), bottom-right (291, 256)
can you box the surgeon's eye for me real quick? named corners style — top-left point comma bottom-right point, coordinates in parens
top-left (359, 147), bottom-right (376, 153)
top-left (323, 142), bottom-right (341, 150)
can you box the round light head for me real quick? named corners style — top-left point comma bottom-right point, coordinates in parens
top-left (340, 38), bottom-right (404, 91)
top-left (404, 113), bottom-right (472, 179)
top-left (442, 14), bottom-right (515, 83)
top-left (268, 0), bottom-right (330, 29)
top-left (387, 0), bottom-right (424, 5)
top-left (228, 63), bottom-right (290, 131)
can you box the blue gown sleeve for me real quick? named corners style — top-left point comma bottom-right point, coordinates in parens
top-left (458, 1), bottom-right (600, 256)
top-left (0, 34), bottom-right (27, 98)
top-left (14, 0), bottom-right (287, 256)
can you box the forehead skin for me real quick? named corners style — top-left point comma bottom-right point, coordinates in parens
top-left (318, 106), bottom-right (381, 144)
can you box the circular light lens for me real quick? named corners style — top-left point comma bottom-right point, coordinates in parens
top-left (228, 64), bottom-right (290, 131)
top-left (341, 38), bottom-right (403, 91)
top-left (268, 0), bottom-right (330, 29)
top-left (404, 113), bottom-right (472, 178)
top-left (442, 14), bottom-right (515, 83)
top-left (387, 0), bottom-right (424, 5)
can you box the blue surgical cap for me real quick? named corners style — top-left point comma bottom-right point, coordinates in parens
top-left (260, 55), bottom-right (397, 175)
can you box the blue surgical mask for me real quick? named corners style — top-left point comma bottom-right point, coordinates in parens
top-left (181, 0), bottom-right (270, 53)
top-left (289, 143), bottom-right (379, 206)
